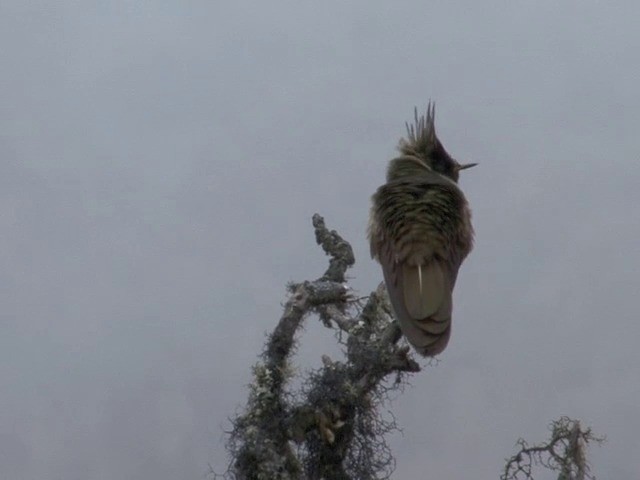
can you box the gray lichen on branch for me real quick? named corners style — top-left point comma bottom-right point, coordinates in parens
top-left (312, 213), bottom-right (355, 283)
top-left (223, 214), bottom-right (419, 480)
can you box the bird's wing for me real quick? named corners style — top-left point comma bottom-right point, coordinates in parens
top-left (383, 253), bottom-right (454, 354)
top-left (377, 246), bottom-right (453, 355)
top-left (402, 262), bottom-right (446, 319)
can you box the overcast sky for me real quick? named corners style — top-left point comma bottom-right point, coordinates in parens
top-left (2, 1), bottom-right (640, 478)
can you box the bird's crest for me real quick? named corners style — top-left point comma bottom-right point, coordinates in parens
top-left (398, 102), bottom-right (438, 157)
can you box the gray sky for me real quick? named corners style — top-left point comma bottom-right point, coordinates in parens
top-left (2, 1), bottom-right (639, 478)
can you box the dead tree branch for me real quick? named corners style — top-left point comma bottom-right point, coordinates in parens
top-left (224, 214), bottom-right (418, 480)
top-left (501, 416), bottom-right (604, 480)
top-left (221, 215), bottom-right (602, 480)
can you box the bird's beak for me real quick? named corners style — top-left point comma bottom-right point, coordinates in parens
top-left (457, 162), bottom-right (478, 171)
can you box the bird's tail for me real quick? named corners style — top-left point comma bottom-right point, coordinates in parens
top-left (383, 260), bottom-right (453, 356)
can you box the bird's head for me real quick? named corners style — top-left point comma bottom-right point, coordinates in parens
top-left (397, 102), bottom-right (477, 183)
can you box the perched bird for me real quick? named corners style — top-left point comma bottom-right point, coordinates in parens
top-left (368, 103), bottom-right (476, 356)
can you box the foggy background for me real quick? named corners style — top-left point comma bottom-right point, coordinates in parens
top-left (2, 1), bottom-right (639, 478)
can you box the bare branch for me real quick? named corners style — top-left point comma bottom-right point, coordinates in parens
top-left (501, 416), bottom-right (604, 480)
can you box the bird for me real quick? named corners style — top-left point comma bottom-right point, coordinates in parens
top-left (368, 103), bottom-right (476, 356)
